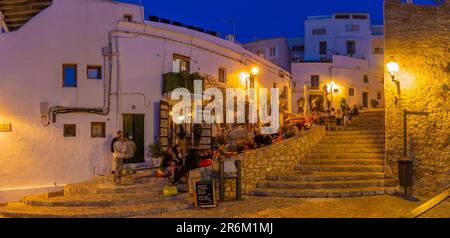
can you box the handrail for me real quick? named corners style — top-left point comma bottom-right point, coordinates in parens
top-left (401, 188), bottom-right (450, 218)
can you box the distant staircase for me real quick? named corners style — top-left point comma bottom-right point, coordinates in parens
top-left (0, 169), bottom-right (193, 218)
top-left (251, 110), bottom-right (399, 198)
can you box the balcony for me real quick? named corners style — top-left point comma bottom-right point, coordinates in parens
top-left (304, 81), bottom-right (327, 95)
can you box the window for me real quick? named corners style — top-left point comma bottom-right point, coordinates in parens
top-left (312, 28), bottom-right (326, 35)
top-left (352, 15), bottom-right (368, 20)
top-left (292, 45), bottom-right (304, 51)
top-left (123, 14), bottom-right (133, 22)
top-left (345, 25), bottom-right (360, 32)
top-left (377, 92), bottom-right (382, 100)
top-left (172, 54), bottom-right (190, 73)
top-left (319, 41), bottom-right (327, 55)
top-left (373, 47), bottom-right (383, 54)
top-left (87, 65), bottom-right (102, 79)
top-left (256, 49), bottom-right (264, 57)
top-left (218, 68), bottom-right (226, 83)
top-left (91, 122), bottom-right (106, 138)
top-left (346, 41), bottom-right (356, 55)
top-left (269, 47), bottom-right (277, 57)
top-left (63, 124), bottom-right (76, 137)
top-left (349, 88), bottom-right (355, 96)
top-left (310, 75), bottom-right (320, 89)
top-left (335, 14), bottom-right (350, 19)
top-left (63, 64), bottom-right (77, 87)
top-left (364, 74), bottom-right (369, 83)
top-left (283, 86), bottom-right (288, 98)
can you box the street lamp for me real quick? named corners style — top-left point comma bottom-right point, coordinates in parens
top-left (251, 67), bottom-right (259, 76)
top-left (386, 56), bottom-right (400, 95)
top-left (247, 67), bottom-right (259, 90)
top-left (329, 81), bottom-right (335, 109)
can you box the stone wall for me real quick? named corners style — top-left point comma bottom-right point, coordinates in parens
top-left (384, 0), bottom-right (450, 196)
top-left (189, 126), bottom-right (326, 197)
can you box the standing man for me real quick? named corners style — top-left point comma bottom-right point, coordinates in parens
top-left (112, 131), bottom-right (126, 183)
top-left (125, 135), bottom-right (137, 164)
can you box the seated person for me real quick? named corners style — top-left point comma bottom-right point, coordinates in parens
top-left (351, 105), bottom-right (359, 116)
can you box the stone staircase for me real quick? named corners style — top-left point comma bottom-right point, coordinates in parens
top-left (250, 110), bottom-right (399, 198)
top-left (0, 170), bottom-right (193, 218)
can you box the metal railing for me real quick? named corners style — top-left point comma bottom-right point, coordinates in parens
top-left (401, 188), bottom-right (450, 218)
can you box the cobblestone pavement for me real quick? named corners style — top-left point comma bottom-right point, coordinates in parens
top-left (138, 195), bottom-right (450, 218)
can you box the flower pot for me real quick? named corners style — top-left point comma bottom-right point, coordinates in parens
top-left (152, 157), bottom-right (163, 167)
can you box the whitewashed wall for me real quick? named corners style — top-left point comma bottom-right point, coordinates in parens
top-left (0, 0), bottom-right (291, 201)
top-left (291, 55), bottom-right (384, 113)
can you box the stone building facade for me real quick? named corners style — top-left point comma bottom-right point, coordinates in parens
top-left (384, 0), bottom-right (450, 195)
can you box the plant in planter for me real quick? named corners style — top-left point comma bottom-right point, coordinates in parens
top-left (162, 72), bottom-right (181, 93)
top-left (370, 99), bottom-right (379, 108)
top-left (149, 142), bottom-right (163, 167)
top-left (162, 72), bottom-right (204, 94)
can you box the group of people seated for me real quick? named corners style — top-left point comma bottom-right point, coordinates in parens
top-left (157, 146), bottom-right (222, 185)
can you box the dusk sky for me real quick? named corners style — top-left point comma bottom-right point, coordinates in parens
top-left (118, 0), bottom-right (437, 42)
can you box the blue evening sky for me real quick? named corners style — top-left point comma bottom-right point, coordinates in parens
top-left (118, 0), bottom-right (438, 43)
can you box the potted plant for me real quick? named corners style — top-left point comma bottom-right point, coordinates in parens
top-left (149, 142), bottom-right (163, 167)
top-left (370, 99), bottom-right (379, 108)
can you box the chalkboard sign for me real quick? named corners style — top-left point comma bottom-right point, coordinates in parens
top-left (194, 181), bottom-right (217, 208)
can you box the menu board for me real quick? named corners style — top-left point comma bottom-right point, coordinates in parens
top-left (194, 181), bottom-right (216, 208)
top-left (199, 122), bottom-right (212, 149)
top-left (160, 100), bottom-right (170, 152)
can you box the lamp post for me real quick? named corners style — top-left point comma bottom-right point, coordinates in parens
top-left (329, 81), bottom-right (335, 109)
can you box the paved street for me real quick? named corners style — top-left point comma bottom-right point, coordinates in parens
top-left (140, 195), bottom-right (450, 218)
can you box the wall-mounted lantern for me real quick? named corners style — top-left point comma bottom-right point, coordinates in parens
top-left (386, 56), bottom-right (400, 95)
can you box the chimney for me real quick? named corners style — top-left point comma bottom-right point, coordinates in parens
top-left (225, 34), bottom-right (235, 43)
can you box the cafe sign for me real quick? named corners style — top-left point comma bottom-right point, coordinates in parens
top-left (0, 123), bottom-right (11, 132)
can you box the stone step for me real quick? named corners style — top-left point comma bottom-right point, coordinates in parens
top-left (249, 186), bottom-right (397, 198)
top-left (295, 164), bottom-right (384, 172)
top-left (21, 192), bottom-right (188, 207)
top-left (344, 127), bottom-right (385, 131)
top-left (306, 153), bottom-right (384, 159)
top-left (301, 159), bottom-right (383, 165)
top-left (0, 200), bottom-right (193, 218)
top-left (91, 171), bottom-right (162, 184)
top-left (320, 139), bottom-right (385, 144)
top-left (327, 130), bottom-right (385, 135)
top-left (256, 179), bottom-right (386, 190)
top-left (64, 181), bottom-right (167, 195)
top-left (266, 171), bottom-right (385, 182)
top-left (355, 112), bottom-right (385, 116)
top-left (348, 120), bottom-right (385, 124)
top-left (312, 148), bottom-right (385, 153)
top-left (325, 134), bottom-right (385, 139)
top-left (316, 144), bottom-right (385, 149)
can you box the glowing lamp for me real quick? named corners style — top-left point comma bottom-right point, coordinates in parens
top-left (251, 67), bottom-right (259, 75)
top-left (386, 57), bottom-right (399, 77)
top-left (386, 56), bottom-right (400, 95)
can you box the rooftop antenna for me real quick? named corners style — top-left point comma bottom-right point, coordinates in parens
top-left (138, 0), bottom-right (144, 23)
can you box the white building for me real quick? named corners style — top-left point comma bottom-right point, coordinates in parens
top-left (242, 37), bottom-right (292, 72)
top-left (292, 13), bottom-right (384, 113)
top-left (242, 36), bottom-right (305, 73)
top-left (0, 0), bottom-right (291, 201)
